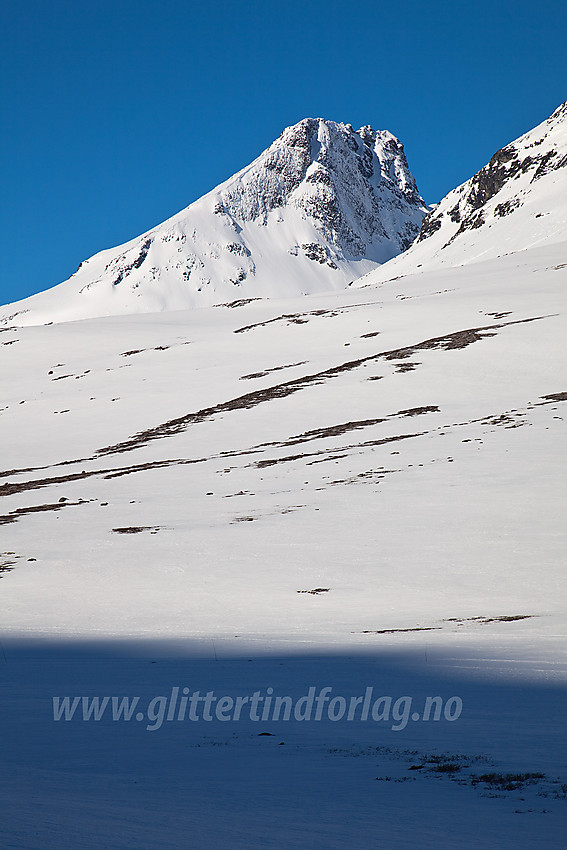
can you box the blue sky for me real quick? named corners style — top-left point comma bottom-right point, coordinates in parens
top-left (1, 0), bottom-right (566, 305)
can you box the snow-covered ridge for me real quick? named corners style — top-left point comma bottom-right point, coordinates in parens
top-left (355, 100), bottom-right (567, 285)
top-left (0, 119), bottom-right (427, 326)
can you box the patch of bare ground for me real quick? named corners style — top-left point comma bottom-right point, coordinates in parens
top-left (215, 297), bottom-right (262, 308)
top-left (540, 391), bottom-right (567, 403)
top-left (0, 465), bottom-right (45, 477)
top-left (397, 406), bottom-right (440, 417)
top-left (308, 453), bottom-right (350, 465)
top-left (470, 772), bottom-right (545, 791)
top-left (0, 500), bottom-right (87, 526)
top-left (233, 298), bottom-right (402, 333)
top-left (0, 396), bottom-right (531, 515)
top-left (482, 412), bottom-right (528, 428)
top-left (445, 615), bottom-right (534, 624)
top-left (360, 626), bottom-right (441, 635)
top-left (252, 433), bottom-right (425, 469)
top-left (327, 469), bottom-right (397, 485)
top-left (0, 428), bottom-right (423, 507)
top-left (0, 468), bottom-right (127, 499)
top-left (240, 361), bottom-right (307, 380)
top-left (281, 417), bottom-right (388, 445)
top-left (233, 308), bottom-right (339, 334)
top-left (0, 552), bottom-right (21, 576)
top-left (0, 456), bottom-right (217, 499)
top-left (360, 616), bottom-right (534, 634)
top-left (0, 377), bottom-right (552, 507)
top-left (394, 362), bottom-right (419, 373)
top-left (257, 407), bottom-right (439, 451)
top-left (94, 316), bottom-right (547, 457)
top-left (297, 588), bottom-right (330, 595)
top-left (120, 343), bottom-right (190, 357)
top-left (112, 526), bottom-right (161, 534)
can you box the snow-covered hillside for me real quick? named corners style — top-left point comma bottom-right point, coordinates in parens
top-left (0, 119), bottom-right (427, 326)
top-left (2, 244), bottom-right (565, 642)
top-left (1, 238), bottom-right (566, 847)
top-left (2, 105), bottom-right (566, 848)
top-left (355, 101), bottom-right (567, 286)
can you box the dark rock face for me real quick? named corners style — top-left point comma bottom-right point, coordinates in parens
top-left (464, 142), bottom-right (566, 214)
top-left (398, 221), bottom-right (422, 251)
top-left (494, 198), bottom-right (521, 217)
top-left (218, 118), bottom-right (427, 259)
top-left (448, 204), bottom-right (461, 223)
top-left (221, 119), bottom-right (318, 224)
top-left (467, 146), bottom-right (519, 210)
top-left (110, 238), bottom-right (153, 286)
top-left (305, 167), bottom-right (333, 186)
top-left (357, 143), bottom-right (375, 179)
top-left (414, 101), bottom-right (567, 249)
top-left (300, 243), bottom-right (338, 268)
top-left (456, 210), bottom-right (485, 233)
top-left (532, 150), bottom-right (567, 180)
top-left (0, 117), bottom-right (430, 323)
top-left (416, 213), bottom-right (442, 242)
top-left (93, 119), bottom-right (426, 304)
top-left (226, 242), bottom-right (251, 256)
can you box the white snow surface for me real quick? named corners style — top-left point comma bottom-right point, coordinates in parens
top-left (1, 237), bottom-right (566, 847)
top-left (2, 104), bottom-right (567, 848)
top-left (355, 100), bottom-right (567, 286)
top-left (0, 119), bottom-right (427, 327)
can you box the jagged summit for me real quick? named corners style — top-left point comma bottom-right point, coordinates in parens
top-left (354, 101), bottom-right (567, 286)
top-left (1, 118), bottom-right (428, 326)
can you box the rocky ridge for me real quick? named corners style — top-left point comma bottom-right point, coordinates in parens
top-left (1, 119), bottom-right (427, 326)
top-left (355, 101), bottom-right (567, 285)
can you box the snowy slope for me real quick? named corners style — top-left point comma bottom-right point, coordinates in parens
top-left (0, 119), bottom-right (427, 326)
top-left (2, 108), bottom-right (567, 848)
top-left (354, 101), bottom-right (567, 286)
top-left (2, 241), bottom-right (567, 848)
top-left (2, 244), bottom-right (566, 645)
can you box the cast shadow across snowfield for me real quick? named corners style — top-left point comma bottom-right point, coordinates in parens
top-left (1, 635), bottom-right (565, 849)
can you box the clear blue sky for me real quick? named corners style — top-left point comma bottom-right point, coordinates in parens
top-left (1, 0), bottom-right (566, 305)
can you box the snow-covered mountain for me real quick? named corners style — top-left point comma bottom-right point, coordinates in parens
top-left (2, 104), bottom-right (567, 849)
top-left (0, 119), bottom-right (427, 326)
top-left (355, 101), bottom-right (567, 285)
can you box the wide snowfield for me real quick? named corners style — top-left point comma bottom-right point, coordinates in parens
top-left (1, 244), bottom-right (566, 847)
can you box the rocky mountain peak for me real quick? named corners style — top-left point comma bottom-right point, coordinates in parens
top-left (414, 102), bottom-right (567, 251)
top-left (1, 117), bottom-right (427, 325)
top-left (218, 117), bottom-right (426, 252)
top-left (354, 101), bottom-right (567, 286)
top-left (549, 100), bottom-right (567, 122)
